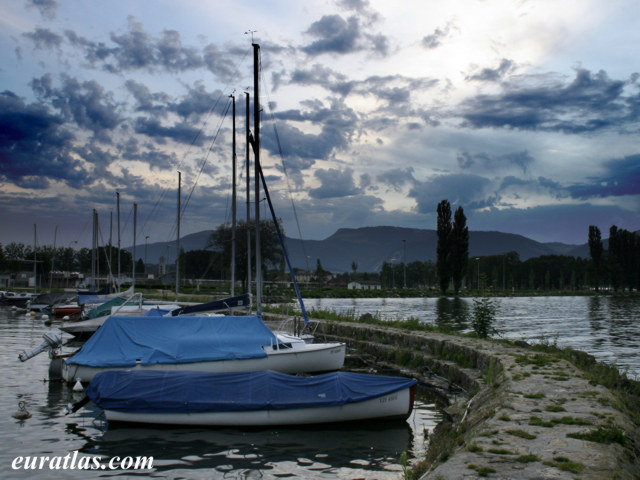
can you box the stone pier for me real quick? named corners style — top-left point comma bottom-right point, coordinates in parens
top-left (310, 319), bottom-right (640, 480)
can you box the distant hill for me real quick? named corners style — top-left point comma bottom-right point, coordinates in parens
top-left (284, 227), bottom-right (589, 273)
top-left (129, 226), bottom-right (591, 272)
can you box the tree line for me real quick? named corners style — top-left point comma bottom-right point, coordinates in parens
top-left (2, 214), bottom-right (637, 294)
top-left (0, 243), bottom-right (133, 279)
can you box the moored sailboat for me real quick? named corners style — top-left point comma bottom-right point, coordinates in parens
top-left (62, 314), bottom-right (345, 383)
top-left (73, 369), bottom-right (417, 427)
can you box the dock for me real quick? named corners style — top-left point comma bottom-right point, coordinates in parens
top-left (313, 319), bottom-right (640, 479)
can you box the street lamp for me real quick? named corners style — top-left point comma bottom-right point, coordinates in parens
top-left (145, 236), bottom-right (150, 267)
top-left (402, 239), bottom-right (407, 289)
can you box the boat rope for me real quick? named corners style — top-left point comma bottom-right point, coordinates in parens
top-left (257, 161), bottom-right (309, 325)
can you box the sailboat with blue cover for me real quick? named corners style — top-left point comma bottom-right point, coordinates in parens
top-left (62, 314), bottom-right (345, 383)
top-left (74, 369), bottom-right (416, 426)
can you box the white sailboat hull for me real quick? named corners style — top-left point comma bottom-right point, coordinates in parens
top-left (62, 342), bottom-right (345, 383)
top-left (102, 384), bottom-right (413, 426)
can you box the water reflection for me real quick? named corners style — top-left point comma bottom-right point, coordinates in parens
top-left (435, 297), bottom-right (469, 331)
top-left (302, 295), bottom-right (640, 376)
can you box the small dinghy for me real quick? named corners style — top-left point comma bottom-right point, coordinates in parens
top-left (79, 369), bottom-right (417, 427)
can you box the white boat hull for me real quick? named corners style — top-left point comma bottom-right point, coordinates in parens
top-left (102, 385), bottom-right (414, 426)
top-left (62, 343), bottom-right (346, 383)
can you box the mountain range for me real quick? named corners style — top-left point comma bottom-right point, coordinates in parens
top-left (132, 226), bottom-right (592, 273)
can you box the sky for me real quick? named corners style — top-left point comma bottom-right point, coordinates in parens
top-left (1, 0), bottom-right (639, 251)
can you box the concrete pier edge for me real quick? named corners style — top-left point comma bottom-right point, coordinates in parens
top-left (310, 319), bottom-right (640, 480)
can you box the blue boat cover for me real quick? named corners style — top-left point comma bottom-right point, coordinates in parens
top-left (66, 315), bottom-right (277, 367)
top-left (86, 370), bottom-right (417, 413)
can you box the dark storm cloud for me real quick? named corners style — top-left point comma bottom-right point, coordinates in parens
top-left (134, 117), bottom-right (204, 145)
top-left (301, 11), bottom-right (388, 57)
top-left (569, 154), bottom-right (640, 198)
top-left (287, 65), bottom-right (437, 116)
top-left (60, 19), bottom-right (239, 81)
top-left (264, 98), bottom-right (358, 162)
top-left (290, 64), bottom-right (355, 96)
top-left (457, 150), bottom-right (534, 174)
top-left (303, 15), bottom-right (360, 55)
top-left (124, 79), bottom-right (170, 115)
top-left (466, 59), bottom-right (515, 82)
top-left (309, 167), bottom-right (360, 198)
top-left (22, 27), bottom-right (63, 50)
top-left (25, 0), bottom-right (58, 20)
top-left (376, 167), bottom-right (415, 192)
top-left (409, 173), bottom-right (493, 213)
top-left (0, 90), bottom-right (85, 187)
top-left (30, 74), bottom-right (120, 142)
top-left (460, 69), bottom-right (630, 133)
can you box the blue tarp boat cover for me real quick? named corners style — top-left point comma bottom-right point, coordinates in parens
top-left (86, 370), bottom-right (417, 413)
top-left (66, 315), bottom-right (277, 367)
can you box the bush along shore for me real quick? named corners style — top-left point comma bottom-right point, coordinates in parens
top-left (292, 312), bottom-right (640, 480)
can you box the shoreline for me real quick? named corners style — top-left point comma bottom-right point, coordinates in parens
top-left (308, 318), bottom-right (640, 479)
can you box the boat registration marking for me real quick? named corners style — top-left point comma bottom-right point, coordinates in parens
top-left (379, 393), bottom-right (398, 403)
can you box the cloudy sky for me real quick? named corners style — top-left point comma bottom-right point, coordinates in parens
top-left (1, 0), bottom-right (639, 251)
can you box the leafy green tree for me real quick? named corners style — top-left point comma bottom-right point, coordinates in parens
top-left (608, 225), bottom-right (621, 291)
top-left (588, 225), bottom-right (603, 291)
top-left (436, 199), bottom-right (452, 294)
top-left (208, 220), bottom-right (284, 292)
top-left (451, 206), bottom-right (469, 295)
top-left (136, 258), bottom-right (145, 276)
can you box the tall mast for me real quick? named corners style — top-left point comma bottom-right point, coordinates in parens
top-left (176, 171), bottom-right (181, 302)
top-left (109, 210), bottom-right (113, 289)
top-left (245, 92), bottom-right (252, 300)
top-left (49, 225), bottom-right (57, 291)
top-left (33, 224), bottom-right (37, 294)
top-left (91, 209), bottom-right (96, 290)
top-left (117, 192), bottom-right (121, 292)
top-left (132, 203), bottom-right (137, 291)
top-left (230, 94), bottom-right (237, 297)
top-left (253, 42), bottom-right (262, 315)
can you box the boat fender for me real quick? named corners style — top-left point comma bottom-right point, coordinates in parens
top-left (65, 396), bottom-right (90, 415)
top-left (73, 379), bottom-right (84, 392)
top-left (12, 401), bottom-right (32, 420)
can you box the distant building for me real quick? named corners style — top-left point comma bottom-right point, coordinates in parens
top-left (348, 281), bottom-right (381, 291)
top-left (158, 256), bottom-right (166, 276)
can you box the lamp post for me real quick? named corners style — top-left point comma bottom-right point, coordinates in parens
top-left (402, 239), bottom-right (407, 289)
top-left (145, 236), bottom-right (150, 270)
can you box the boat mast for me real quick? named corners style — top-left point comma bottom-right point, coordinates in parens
top-left (176, 171), bottom-right (181, 302)
top-left (132, 203), bottom-right (137, 291)
top-left (230, 94), bottom-right (237, 297)
top-left (33, 224), bottom-right (37, 294)
top-left (245, 92), bottom-right (252, 301)
top-left (49, 225), bottom-right (57, 291)
top-left (91, 209), bottom-right (96, 290)
top-left (253, 42), bottom-right (262, 315)
top-left (117, 192), bottom-right (121, 292)
top-left (109, 210), bottom-right (113, 289)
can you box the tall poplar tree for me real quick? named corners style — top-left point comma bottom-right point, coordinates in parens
top-left (588, 225), bottom-right (603, 291)
top-left (436, 200), bottom-right (452, 294)
top-left (451, 206), bottom-right (469, 295)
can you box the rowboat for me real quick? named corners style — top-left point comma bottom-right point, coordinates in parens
top-left (80, 369), bottom-right (417, 426)
top-left (62, 315), bottom-right (346, 383)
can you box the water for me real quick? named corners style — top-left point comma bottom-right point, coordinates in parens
top-left (300, 295), bottom-right (640, 378)
top-left (0, 307), bottom-right (440, 479)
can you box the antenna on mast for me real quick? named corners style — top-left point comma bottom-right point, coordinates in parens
top-left (244, 30), bottom-right (257, 42)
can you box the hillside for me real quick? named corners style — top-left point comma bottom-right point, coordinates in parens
top-left (133, 226), bottom-right (589, 273)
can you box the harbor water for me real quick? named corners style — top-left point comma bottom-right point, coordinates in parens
top-left (0, 307), bottom-right (441, 479)
top-left (301, 295), bottom-right (640, 378)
